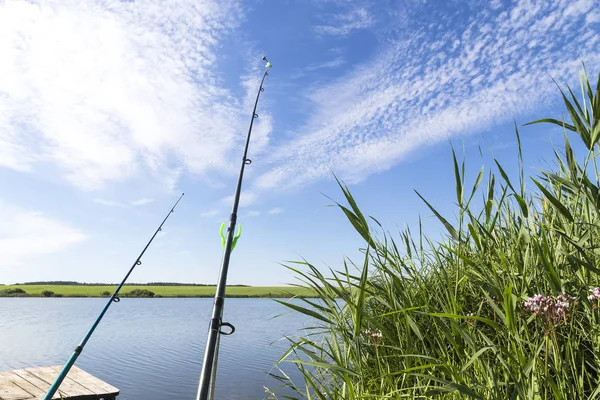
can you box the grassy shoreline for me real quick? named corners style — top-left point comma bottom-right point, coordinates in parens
top-left (0, 284), bottom-right (317, 298)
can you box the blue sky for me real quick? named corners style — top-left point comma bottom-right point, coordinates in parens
top-left (0, 0), bottom-right (599, 285)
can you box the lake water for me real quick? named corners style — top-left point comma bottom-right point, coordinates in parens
top-left (0, 298), bottom-right (311, 399)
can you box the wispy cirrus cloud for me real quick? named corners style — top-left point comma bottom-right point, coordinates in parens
top-left (290, 56), bottom-right (346, 80)
top-left (315, 7), bottom-right (373, 36)
top-left (131, 198), bottom-right (154, 206)
top-left (93, 197), bottom-right (155, 207)
top-left (250, 0), bottom-right (600, 194)
top-left (306, 57), bottom-right (346, 71)
top-left (0, 201), bottom-right (87, 267)
top-left (267, 207), bottom-right (284, 215)
top-left (0, 0), bottom-right (250, 191)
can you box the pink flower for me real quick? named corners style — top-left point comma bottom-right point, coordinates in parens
top-left (588, 287), bottom-right (600, 302)
top-left (523, 292), bottom-right (577, 326)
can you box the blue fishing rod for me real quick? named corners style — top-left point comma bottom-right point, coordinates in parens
top-left (43, 193), bottom-right (185, 400)
top-left (196, 56), bottom-right (272, 400)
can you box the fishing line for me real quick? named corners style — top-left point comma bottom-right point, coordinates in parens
top-left (42, 193), bottom-right (185, 400)
top-left (196, 56), bottom-right (272, 400)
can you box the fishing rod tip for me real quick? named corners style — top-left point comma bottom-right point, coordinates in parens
top-left (262, 56), bottom-right (272, 68)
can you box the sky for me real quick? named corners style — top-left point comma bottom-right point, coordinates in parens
top-left (0, 0), bottom-right (599, 286)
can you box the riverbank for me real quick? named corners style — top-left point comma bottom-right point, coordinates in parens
top-left (0, 285), bottom-right (316, 298)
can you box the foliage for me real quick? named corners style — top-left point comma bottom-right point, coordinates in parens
top-left (124, 289), bottom-right (156, 297)
top-left (273, 67), bottom-right (600, 399)
top-left (0, 288), bottom-right (28, 297)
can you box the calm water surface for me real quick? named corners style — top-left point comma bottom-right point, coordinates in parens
top-left (0, 298), bottom-right (311, 399)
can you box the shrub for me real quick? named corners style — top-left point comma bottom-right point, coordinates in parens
top-left (125, 289), bottom-right (155, 297)
top-left (41, 290), bottom-right (54, 297)
top-left (101, 291), bottom-right (111, 297)
top-left (0, 288), bottom-right (27, 296)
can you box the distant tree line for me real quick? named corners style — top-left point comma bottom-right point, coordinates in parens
top-left (13, 281), bottom-right (250, 287)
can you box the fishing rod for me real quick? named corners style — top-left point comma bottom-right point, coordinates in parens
top-left (196, 56), bottom-right (272, 400)
top-left (43, 193), bottom-right (185, 400)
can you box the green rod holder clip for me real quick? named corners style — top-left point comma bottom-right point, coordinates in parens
top-left (220, 222), bottom-right (242, 251)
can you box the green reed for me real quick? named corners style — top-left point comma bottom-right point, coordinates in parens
top-left (270, 67), bottom-right (600, 399)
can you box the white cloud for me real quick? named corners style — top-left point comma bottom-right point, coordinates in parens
top-left (220, 191), bottom-right (258, 207)
top-left (2, 0), bottom-right (598, 207)
top-left (246, 210), bottom-right (262, 217)
top-left (0, 0), bottom-right (246, 190)
top-left (200, 209), bottom-right (220, 217)
top-left (93, 198), bottom-right (124, 207)
top-left (131, 198), bottom-right (154, 206)
top-left (306, 57), bottom-right (346, 71)
top-left (251, 0), bottom-right (600, 192)
top-left (0, 201), bottom-right (87, 266)
top-left (489, 0), bottom-right (503, 10)
top-left (267, 207), bottom-right (284, 215)
top-left (315, 7), bottom-right (373, 36)
top-left (93, 197), bottom-right (154, 207)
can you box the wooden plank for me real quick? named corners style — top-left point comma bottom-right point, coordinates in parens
top-left (24, 367), bottom-right (90, 398)
top-left (10, 369), bottom-right (67, 400)
top-left (0, 372), bottom-right (44, 398)
top-left (48, 367), bottom-right (118, 397)
top-left (1, 366), bottom-right (118, 400)
top-left (0, 374), bottom-right (34, 400)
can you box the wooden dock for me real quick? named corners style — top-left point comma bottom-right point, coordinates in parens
top-left (0, 365), bottom-right (119, 400)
